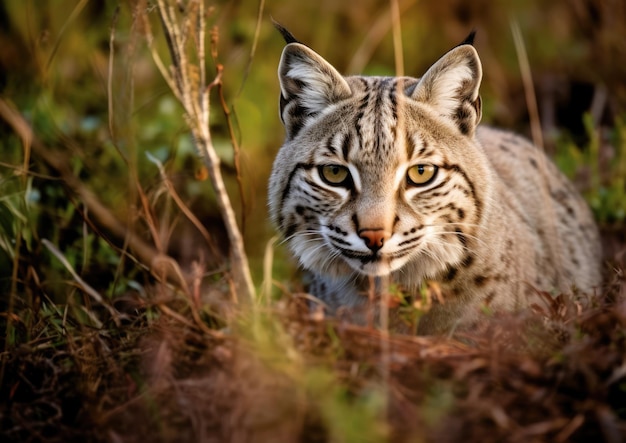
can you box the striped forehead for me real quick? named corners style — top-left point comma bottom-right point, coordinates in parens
top-left (318, 76), bottom-right (420, 164)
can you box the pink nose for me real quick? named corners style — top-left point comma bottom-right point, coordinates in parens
top-left (358, 229), bottom-right (389, 252)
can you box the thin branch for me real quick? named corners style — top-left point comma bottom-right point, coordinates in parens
top-left (157, 0), bottom-right (181, 72)
top-left (141, 5), bottom-right (182, 102)
top-left (236, 0), bottom-right (266, 98)
top-left (389, 0), bottom-right (405, 77)
top-left (511, 20), bottom-right (544, 150)
top-left (385, 0), bottom-right (404, 419)
top-left (157, 0), bottom-right (191, 113)
top-left (198, 0), bottom-right (208, 117)
top-left (262, 236), bottom-right (279, 305)
top-left (218, 75), bottom-right (247, 232)
top-left (108, 6), bottom-right (120, 138)
top-left (347, 0), bottom-right (416, 74)
top-left (45, 0), bottom-right (88, 73)
top-left (511, 21), bottom-right (565, 289)
top-left (151, 0), bottom-right (255, 303)
top-left (378, 275), bottom-right (391, 419)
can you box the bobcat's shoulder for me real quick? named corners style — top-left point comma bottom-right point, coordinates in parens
top-left (268, 28), bottom-right (602, 335)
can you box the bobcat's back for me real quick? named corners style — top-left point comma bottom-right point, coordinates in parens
top-left (268, 28), bottom-right (602, 334)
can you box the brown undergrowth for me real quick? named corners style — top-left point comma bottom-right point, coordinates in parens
top-left (1, 239), bottom-right (625, 443)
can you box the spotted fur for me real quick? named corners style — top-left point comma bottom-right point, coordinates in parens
top-left (268, 28), bottom-right (602, 335)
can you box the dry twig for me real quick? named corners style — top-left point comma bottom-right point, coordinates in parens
top-left (511, 20), bottom-right (543, 150)
top-left (146, 0), bottom-right (255, 303)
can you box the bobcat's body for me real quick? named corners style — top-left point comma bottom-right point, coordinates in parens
top-left (268, 28), bottom-right (601, 334)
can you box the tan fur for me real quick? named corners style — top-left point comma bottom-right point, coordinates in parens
top-left (268, 32), bottom-right (602, 335)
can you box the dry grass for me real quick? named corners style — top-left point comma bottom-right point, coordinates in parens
top-left (1, 240), bottom-right (625, 442)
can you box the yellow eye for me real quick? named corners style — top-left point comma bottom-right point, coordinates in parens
top-left (407, 164), bottom-right (438, 186)
top-left (319, 165), bottom-right (351, 186)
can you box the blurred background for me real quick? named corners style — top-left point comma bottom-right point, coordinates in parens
top-left (1, 0), bottom-right (625, 305)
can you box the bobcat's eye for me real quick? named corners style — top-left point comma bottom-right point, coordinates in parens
top-left (407, 164), bottom-right (438, 186)
top-left (319, 165), bottom-right (351, 187)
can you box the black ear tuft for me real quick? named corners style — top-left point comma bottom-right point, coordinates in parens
top-left (457, 30), bottom-right (477, 47)
top-left (410, 42), bottom-right (482, 136)
top-left (277, 40), bottom-right (352, 139)
top-left (272, 20), bottom-right (301, 44)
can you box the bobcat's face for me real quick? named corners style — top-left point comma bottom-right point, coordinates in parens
top-left (269, 37), bottom-right (490, 282)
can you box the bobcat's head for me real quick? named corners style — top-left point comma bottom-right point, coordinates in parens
top-left (268, 26), bottom-right (492, 285)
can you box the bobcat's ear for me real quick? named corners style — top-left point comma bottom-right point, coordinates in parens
top-left (278, 43), bottom-right (352, 139)
top-left (410, 42), bottom-right (482, 136)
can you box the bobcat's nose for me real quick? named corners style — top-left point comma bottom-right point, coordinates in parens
top-left (358, 229), bottom-right (390, 253)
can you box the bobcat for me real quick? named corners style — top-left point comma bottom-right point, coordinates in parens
top-left (268, 26), bottom-right (602, 335)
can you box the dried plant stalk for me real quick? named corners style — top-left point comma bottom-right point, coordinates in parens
top-left (149, 0), bottom-right (255, 303)
top-left (511, 20), bottom-right (544, 151)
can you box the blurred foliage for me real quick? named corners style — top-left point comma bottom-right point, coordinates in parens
top-left (556, 114), bottom-right (626, 224)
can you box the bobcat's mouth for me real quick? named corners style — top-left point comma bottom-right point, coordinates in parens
top-left (339, 249), bottom-right (381, 263)
top-left (330, 241), bottom-right (415, 276)
top-left (341, 252), bottom-right (401, 277)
